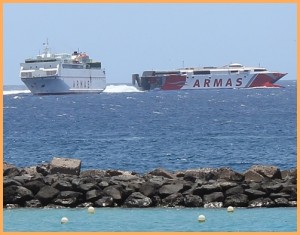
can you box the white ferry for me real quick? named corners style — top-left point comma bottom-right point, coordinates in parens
top-left (20, 42), bottom-right (106, 95)
top-left (132, 63), bottom-right (287, 91)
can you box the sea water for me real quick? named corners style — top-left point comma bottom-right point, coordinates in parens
top-left (3, 81), bottom-right (296, 173)
top-left (3, 81), bottom-right (297, 232)
top-left (3, 207), bottom-right (297, 232)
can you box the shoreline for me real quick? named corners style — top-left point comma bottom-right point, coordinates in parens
top-left (4, 157), bottom-right (297, 209)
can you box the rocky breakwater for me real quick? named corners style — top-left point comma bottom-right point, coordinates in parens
top-left (4, 157), bottom-right (297, 209)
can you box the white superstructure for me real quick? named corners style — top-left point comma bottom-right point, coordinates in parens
top-left (20, 42), bottom-right (106, 95)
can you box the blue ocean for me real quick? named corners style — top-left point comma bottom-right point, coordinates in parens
top-left (3, 80), bottom-right (297, 231)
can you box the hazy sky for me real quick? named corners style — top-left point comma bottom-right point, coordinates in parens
top-left (4, 3), bottom-right (296, 85)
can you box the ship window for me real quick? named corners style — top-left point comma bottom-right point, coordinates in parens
top-left (254, 68), bottom-right (267, 72)
top-left (193, 70), bottom-right (211, 75)
top-left (230, 70), bottom-right (238, 73)
top-left (62, 64), bottom-right (84, 69)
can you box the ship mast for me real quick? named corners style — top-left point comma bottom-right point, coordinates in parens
top-left (42, 38), bottom-right (50, 57)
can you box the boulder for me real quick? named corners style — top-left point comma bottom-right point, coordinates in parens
top-left (203, 192), bottom-right (224, 203)
top-left (53, 191), bottom-right (83, 207)
top-left (139, 182), bottom-right (158, 197)
top-left (225, 185), bottom-right (244, 196)
top-left (4, 178), bottom-right (22, 187)
top-left (158, 182), bottom-right (184, 196)
top-left (94, 196), bottom-right (114, 207)
top-left (35, 185), bottom-right (60, 205)
top-left (148, 168), bottom-right (177, 179)
top-left (193, 183), bottom-right (222, 196)
top-left (52, 180), bottom-right (73, 191)
top-left (24, 180), bottom-right (46, 194)
top-left (25, 199), bottom-right (42, 208)
top-left (244, 170), bottom-right (265, 182)
top-left (216, 168), bottom-right (244, 182)
top-left (224, 194), bottom-right (249, 207)
top-left (124, 192), bottom-right (152, 208)
top-left (103, 185), bottom-right (124, 201)
top-left (244, 189), bottom-right (267, 200)
top-left (3, 163), bottom-right (20, 177)
top-left (50, 157), bottom-right (81, 175)
top-left (184, 194), bottom-right (203, 207)
top-left (36, 164), bottom-right (50, 176)
top-left (183, 168), bottom-right (218, 181)
top-left (162, 193), bottom-right (184, 207)
top-left (248, 165), bottom-right (281, 179)
top-left (4, 185), bottom-right (34, 205)
top-left (85, 189), bottom-right (104, 202)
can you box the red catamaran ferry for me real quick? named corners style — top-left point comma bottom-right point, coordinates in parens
top-left (132, 63), bottom-right (287, 91)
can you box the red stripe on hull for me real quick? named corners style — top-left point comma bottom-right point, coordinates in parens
top-left (249, 73), bottom-right (286, 88)
top-left (161, 75), bottom-right (186, 90)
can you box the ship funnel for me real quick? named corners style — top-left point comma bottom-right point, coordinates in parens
top-left (132, 74), bottom-right (141, 87)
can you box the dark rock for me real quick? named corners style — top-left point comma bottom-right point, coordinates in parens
top-left (248, 197), bottom-right (275, 208)
top-left (5, 204), bottom-right (20, 209)
top-left (80, 169), bottom-right (106, 178)
top-left (35, 185), bottom-right (60, 205)
top-left (269, 192), bottom-right (291, 199)
top-left (184, 168), bottom-right (218, 181)
top-left (52, 180), bottom-right (73, 191)
top-left (244, 189), bottom-right (267, 199)
top-left (43, 174), bottom-right (60, 185)
top-left (105, 169), bottom-right (124, 177)
top-left (36, 164), bottom-right (50, 176)
top-left (53, 191), bottom-right (82, 207)
top-left (50, 157), bottom-right (81, 175)
top-left (124, 192), bottom-right (152, 208)
top-left (274, 198), bottom-right (289, 207)
top-left (3, 163), bottom-right (20, 177)
top-left (216, 168), bottom-right (244, 182)
top-left (94, 196), bottom-right (114, 207)
top-left (184, 194), bottom-right (203, 207)
top-left (13, 175), bottom-right (33, 184)
top-left (193, 183), bottom-right (222, 196)
top-left (86, 189), bottom-right (104, 202)
top-left (25, 199), bottom-right (42, 207)
top-left (224, 194), bottom-right (249, 207)
top-left (4, 185), bottom-right (34, 205)
top-left (218, 181), bottom-right (238, 191)
top-left (148, 168), bottom-right (176, 179)
top-left (248, 182), bottom-right (262, 190)
top-left (281, 168), bottom-right (296, 179)
top-left (98, 181), bottom-right (109, 188)
top-left (261, 182), bottom-right (283, 194)
top-left (103, 185), bottom-right (124, 201)
top-left (77, 183), bottom-right (99, 192)
top-left (59, 191), bottom-right (83, 199)
top-left (162, 193), bottom-right (184, 207)
top-left (225, 185), bottom-right (244, 196)
top-left (158, 182), bottom-right (184, 196)
top-left (148, 176), bottom-right (168, 187)
top-left (203, 192), bottom-right (224, 203)
top-left (4, 178), bottom-right (22, 187)
top-left (24, 180), bottom-right (46, 194)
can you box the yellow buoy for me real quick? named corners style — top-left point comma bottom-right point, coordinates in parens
top-left (227, 206), bottom-right (234, 212)
top-left (198, 214), bottom-right (206, 222)
top-left (88, 206), bottom-right (95, 214)
top-left (61, 217), bottom-right (69, 224)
